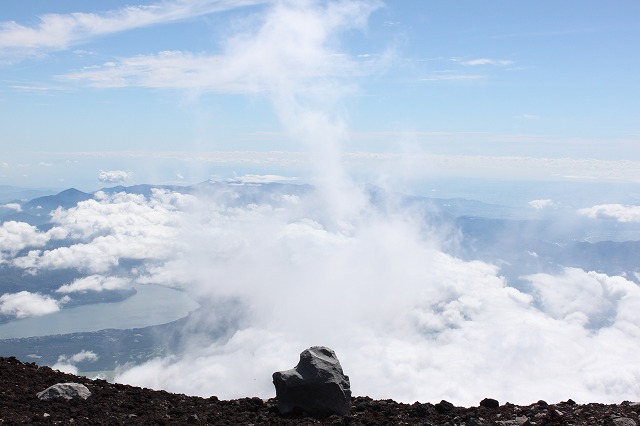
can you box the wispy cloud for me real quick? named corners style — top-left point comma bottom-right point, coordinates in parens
top-left (0, 0), bottom-right (268, 58)
top-left (61, 0), bottom-right (381, 95)
top-left (516, 114), bottom-right (541, 121)
top-left (459, 58), bottom-right (513, 66)
top-left (9, 84), bottom-right (67, 93)
top-left (30, 149), bottom-right (640, 182)
top-left (420, 73), bottom-right (485, 82)
top-left (417, 57), bottom-right (514, 83)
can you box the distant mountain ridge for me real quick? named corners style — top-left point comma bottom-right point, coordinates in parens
top-left (1, 182), bottom-right (639, 291)
top-left (0, 185), bottom-right (57, 204)
top-left (1, 188), bottom-right (93, 226)
top-left (0, 181), bottom-right (316, 226)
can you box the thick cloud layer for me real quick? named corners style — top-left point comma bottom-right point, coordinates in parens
top-left (12, 190), bottom-right (189, 273)
top-left (107, 187), bottom-right (637, 406)
top-left (1, 182), bottom-right (639, 404)
top-left (110, 0), bottom-right (640, 404)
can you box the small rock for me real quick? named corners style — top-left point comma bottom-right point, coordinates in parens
top-left (606, 418), bottom-right (637, 426)
top-left (273, 346), bottom-right (351, 417)
top-left (479, 398), bottom-right (500, 408)
top-left (37, 383), bottom-right (91, 401)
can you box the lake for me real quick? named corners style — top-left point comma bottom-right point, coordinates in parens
top-left (0, 285), bottom-right (200, 339)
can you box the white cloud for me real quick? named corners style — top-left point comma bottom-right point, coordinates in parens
top-left (528, 199), bottom-right (554, 210)
top-left (56, 275), bottom-right (131, 293)
top-left (12, 190), bottom-right (190, 273)
top-left (0, 291), bottom-right (60, 319)
top-left (98, 170), bottom-right (131, 184)
top-left (0, 221), bottom-right (50, 254)
top-left (2, 203), bottom-right (22, 212)
top-left (67, 349), bottom-right (99, 363)
top-left (578, 204), bottom-right (640, 223)
top-left (52, 350), bottom-right (98, 374)
top-left (525, 267), bottom-right (640, 328)
top-left (0, 0), bottom-right (268, 58)
top-left (51, 362), bottom-right (78, 375)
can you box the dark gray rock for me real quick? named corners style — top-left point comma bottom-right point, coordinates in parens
top-left (272, 346), bottom-right (351, 417)
top-left (496, 421), bottom-right (520, 426)
top-left (480, 397), bottom-right (500, 408)
top-left (606, 418), bottom-right (637, 426)
top-left (37, 382), bottom-right (91, 400)
top-left (434, 400), bottom-right (455, 413)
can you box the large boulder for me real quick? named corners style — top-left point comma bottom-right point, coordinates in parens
top-left (37, 382), bottom-right (91, 401)
top-left (272, 346), bottom-right (351, 417)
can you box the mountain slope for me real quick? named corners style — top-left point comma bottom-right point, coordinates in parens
top-left (1, 356), bottom-right (638, 425)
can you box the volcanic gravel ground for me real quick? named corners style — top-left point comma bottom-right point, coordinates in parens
top-left (1, 357), bottom-right (639, 425)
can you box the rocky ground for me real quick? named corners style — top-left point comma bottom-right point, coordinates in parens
top-left (1, 356), bottom-right (639, 425)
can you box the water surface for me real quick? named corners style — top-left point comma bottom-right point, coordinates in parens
top-left (0, 285), bottom-right (199, 339)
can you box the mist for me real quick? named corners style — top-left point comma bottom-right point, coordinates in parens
top-left (108, 0), bottom-right (640, 406)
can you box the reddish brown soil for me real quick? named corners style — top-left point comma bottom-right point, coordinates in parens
top-left (1, 356), bottom-right (639, 425)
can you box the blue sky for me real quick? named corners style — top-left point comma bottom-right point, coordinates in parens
top-left (1, 0), bottom-right (639, 190)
